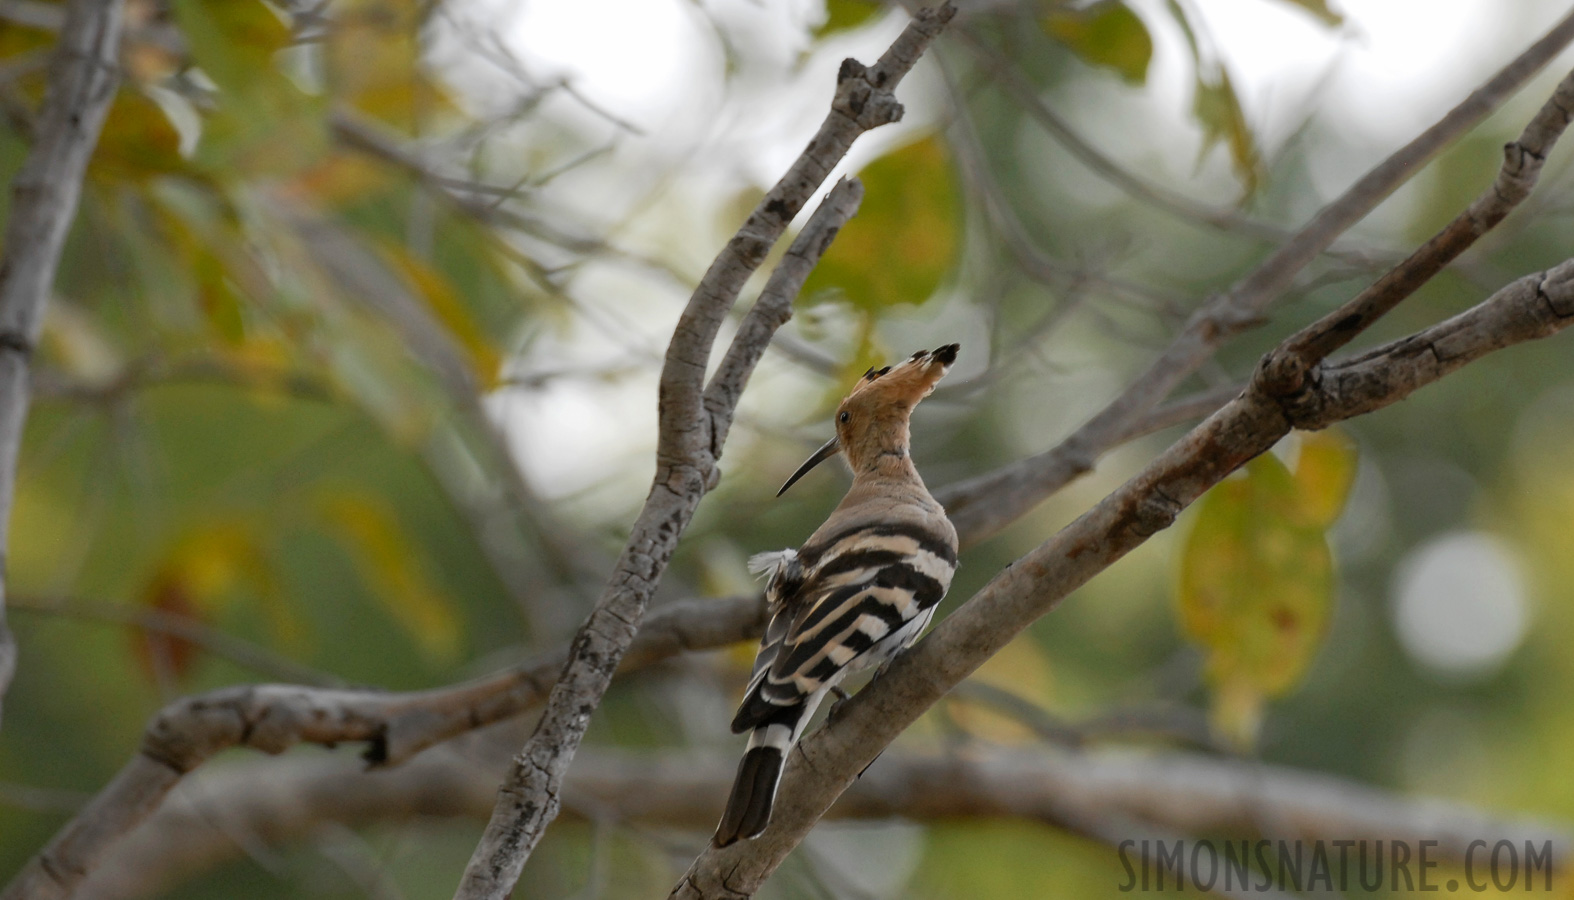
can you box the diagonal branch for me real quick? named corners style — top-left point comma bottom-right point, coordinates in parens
top-left (937, 8), bottom-right (1574, 545)
top-left (1261, 69), bottom-right (1574, 390)
top-left (0, 0), bottom-right (126, 725)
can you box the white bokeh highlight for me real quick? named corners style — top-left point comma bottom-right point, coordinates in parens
top-left (1392, 531), bottom-right (1530, 678)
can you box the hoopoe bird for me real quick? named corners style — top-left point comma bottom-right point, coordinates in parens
top-left (713, 344), bottom-right (960, 847)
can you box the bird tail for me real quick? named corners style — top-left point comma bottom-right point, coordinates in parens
top-left (714, 742), bottom-right (785, 847)
top-left (714, 697), bottom-right (810, 847)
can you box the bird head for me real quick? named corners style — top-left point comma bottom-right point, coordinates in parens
top-left (778, 343), bottom-right (958, 496)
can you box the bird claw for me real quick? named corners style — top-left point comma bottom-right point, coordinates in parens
top-left (827, 685), bottom-right (853, 724)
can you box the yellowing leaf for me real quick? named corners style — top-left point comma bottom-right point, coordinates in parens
top-left (92, 90), bottom-right (185, 181)
top-left (801, 135), bottom-right (960, 312)
top-left (816, 0), bottom-right (884, 38)
top-left (172, 0), bottom-right (289, 94)
top-left (1193, 67), bottom-right (1261, 194)
top-left (1042, 1), bottom-right (1153, 86)
top-left (135, 520), bottom-right (293, 682)
top-left (1176, 446), bottom-right (1351, 749)
top-left (380, 243), bottom-right (503, 389)
top-left (317, 490), bottom-right (462, 661)
top-left (949, 638), bottom-right (1058, 744)
top-left (327, 0), bottom-right (455, 128)
top-left (286, 152), bottom-right (400, 209)
top-left (1291, 430), bottom-right (1358, 528)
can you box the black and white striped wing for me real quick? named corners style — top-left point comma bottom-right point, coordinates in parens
top-left (716, 523), bottom-right (956, 847)
top-left (733, 523), bottom-right (956, 732)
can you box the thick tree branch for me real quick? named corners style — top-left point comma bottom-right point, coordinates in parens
top-left (448, 10), bottom-right (954, 894)
top-left (938, 9), bottom-right (1574, 544)
top-left (75, 745), bottom-right (1569, 900)
top-left (0, 0), bottom-right (125, 725)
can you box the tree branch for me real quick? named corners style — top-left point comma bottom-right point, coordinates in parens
top-left (0, 0), bottom-right (125, 725)
top-left (75, 745), bottom-right (1569, 900)
top-left (668, 67), bottom-right (1574, 894)
top-left (0, 367), bottom-right (1248, 900)
top-left (449, 10), bottom-right (954, 894)
top-left (937, 8), bottom-right (1574, 545)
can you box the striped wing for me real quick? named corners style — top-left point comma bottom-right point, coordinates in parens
top-left (732, 523), bottom-right (956, 732)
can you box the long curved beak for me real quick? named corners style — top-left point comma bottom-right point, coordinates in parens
top-left (777, 436), bottom-right (840, 497)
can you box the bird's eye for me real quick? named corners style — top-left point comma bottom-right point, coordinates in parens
top-left (838, 411), bottom-right (850, 424)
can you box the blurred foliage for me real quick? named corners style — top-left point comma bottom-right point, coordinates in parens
top-left (1040, 0), bottom-right (1154, 86)
top-left (2, 0), bottom-right (1574, 896)
top-left (816, 0), bottom-right (885, 38)
top-left (801, 134), bottom-right (960, 314)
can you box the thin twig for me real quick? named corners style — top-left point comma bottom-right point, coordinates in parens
top-left (8, 596), bottom-right (344, 687)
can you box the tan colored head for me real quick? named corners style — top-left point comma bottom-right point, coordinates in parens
top-left (778, 344), bottom-right (958, 496)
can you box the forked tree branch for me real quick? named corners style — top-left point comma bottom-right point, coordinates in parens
top-left (0, 0), bottom-right (125, 725)
top-left (667, 63), bottom-right (1574, 896)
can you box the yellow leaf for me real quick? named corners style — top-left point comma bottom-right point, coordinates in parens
top-left (1291, 429), bottom-right (1358, 528)
top-left (326, 0), bottom-right (456, 128)
top-left (380, 243), bottom-right (503, 389)
top-left (1176, 451), bottom-right (1338, 749)
top-left (317, 489), bottom-right (462, 661)
top-left (134, 519), bottom-right (303, 681)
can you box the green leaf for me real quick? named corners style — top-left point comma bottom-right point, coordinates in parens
top-left (816, 0), bottom-right (885, 38)
top-left (1175, 440), bottom-right (1356, 748)
top-left (1041, 1), bottom-right (1153, 86)
top-left (801, 135), bottom-right (960, 313)
top-left (1274, 0), bottom-right (1343, 27)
